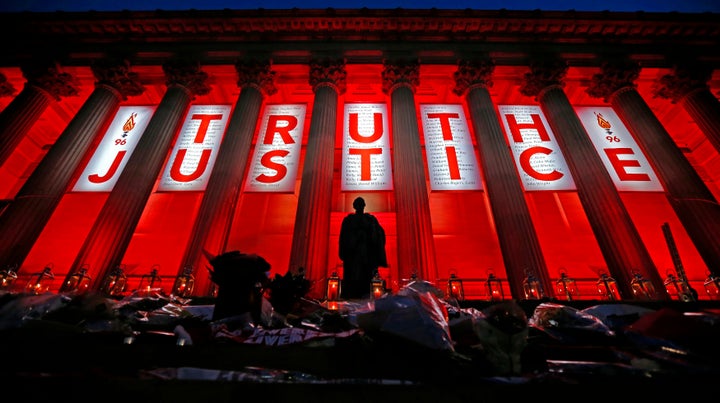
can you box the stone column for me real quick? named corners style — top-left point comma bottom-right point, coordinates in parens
top-left (652, 62), bottom-right (720, 155)
top-left (588, 60), bottom-right (720, 277)
top-left (0, 59), bottom-right (144, 270)
top-left (289, 58), bottom-right (346, 298)
top-left (382, 59), bottom-right (438, 283)
top-left (179, 59), bottom-right (276, 296)
top-left (454, 58), bottom-right (554, 299)
top-left (68, 59), bottom-right (211, 289)
top-left (0, 62), bottom-right (80, 166)
top-left (522, 58), bottom-right (666, 300)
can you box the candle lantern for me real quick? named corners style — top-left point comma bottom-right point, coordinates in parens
top-left (486, 270), bottom-right (504, 301)
top-left (597, 272), bottom-right (621, 301)
top-left (555, 271), bottom-right (578, 301)
top-left (522, 269), bottom-right (543, 300)
top-left (663, 272), bottom-right (682, 300)
top-left (63, 265), bottom-right (92, 294)
top-left (630, 271), bottom-right (655, 300)
top-left (704, 274), bottom-right (720, 300)
top-left (0, 265), bottom-right (18, 290)
top-left (371, 271), bottom-right (386, 299)
top-left (326, 271), bottom-right (341, 301)
top-left (447, 272), bottom-right (465, 301)
top-left (101, 265), bottom-right (128, 297)
top-left (25, 264), bottom-right (55, 295)
top-left (138, 266), bottom-right (162, 295)
top-left (172, 266), bottom-right (195, 297)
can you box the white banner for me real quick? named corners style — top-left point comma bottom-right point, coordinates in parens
top-left (498, 105), bottom-right (576, 191)
top-left (341, 103), bottom-right (393, 191)
top-left (575, 106), bottom-right (663, 192)
top-left (243, 104), bottom-right (306, 193)
top-left (72, 105), bottom-right (156, 192)
top-left (157, 105), bottom-right (231, 191)
top-left (421, 104), bottom-right (483, 191)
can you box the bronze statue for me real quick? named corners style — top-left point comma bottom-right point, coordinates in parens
top-left (338, 197), bottom-right (388, 299)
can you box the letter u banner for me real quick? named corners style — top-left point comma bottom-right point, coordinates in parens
top-left (341, 103), bottom-right (393, 191)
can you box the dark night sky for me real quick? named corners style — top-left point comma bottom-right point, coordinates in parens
top-left (1, 0), bottom-right (719, 13)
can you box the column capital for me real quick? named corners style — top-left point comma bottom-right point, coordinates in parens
top-left (162, 59), bottom-right (212, 97)
top-left (91, 59), bottom-right (145, 100)
top-left (453, 58), bottom-right (495, 96)
top-left (519, 58), bottom-right (568, 98)
top-left (308, 58), bottom-right (346, 94)
top-left (381, 59), bottom-right (420, 94)
top-left (21, 61), bottom-right (80, 101)
top-left (586, 60), bottom-right (640, 102)
top-left (235, 59), bottom-right (277, 96)
top-left (0, 73), bottom-right (16, 97)
top-left (652, 63), bottom-right (713, 104)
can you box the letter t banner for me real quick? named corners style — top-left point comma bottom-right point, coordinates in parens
top-left (420, 104), bottom-right (483, 191)
top-left (158, 105), bottom-right (231, 191)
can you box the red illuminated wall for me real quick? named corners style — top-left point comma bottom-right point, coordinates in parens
top-left (2, 63), bottom-right (718, 300)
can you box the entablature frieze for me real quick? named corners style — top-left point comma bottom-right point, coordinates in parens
top-left (1, 9), bottom-right (719, 69)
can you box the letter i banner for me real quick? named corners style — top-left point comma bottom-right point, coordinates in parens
top-left (420, 104), bottom-right (483, 191)
top-left (73, 105), bottom-right (157, 192)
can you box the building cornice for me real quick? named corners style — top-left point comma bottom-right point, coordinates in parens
top-left (1, 8), bottom-right (719, 67)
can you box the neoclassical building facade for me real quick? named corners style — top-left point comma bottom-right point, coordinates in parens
top-left (0, 8), bottom-right (718, 301)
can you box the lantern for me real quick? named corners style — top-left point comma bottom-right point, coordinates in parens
top-left (0, 265), bottom-right (18, 290)
top-left (371, 271), bottom-right (385, 299)
top-left (326, 271), bottom-right (341, 301)
top-left (101, 265), bottom-right (128, 297)
top-left (447, 273), bottom-right (465, 301)
top-left (704, 274), bottom-right (720, 300)
top-left (522, 269), bottom-right (543, 300)
top-left (597, 272), bottom-right (620, 301)
top-left (555, 271), bottom-right (578, 301)
top-left (663, 272), bottom-right (683, 300)
top-left (326, 301), bottom-right (339, 310)
top-left (138, 266), bottom-right (162, 295)
top-left (486, 270), bottom-right (504, 301)
top-left (25, 264), bottom-right (55, 295)
top-left (63, 265), bottom-right (92, 294)
top-left (172, 266), bottom-right (195, 297)
top-left (630, 271), bottom-right (655, 300)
